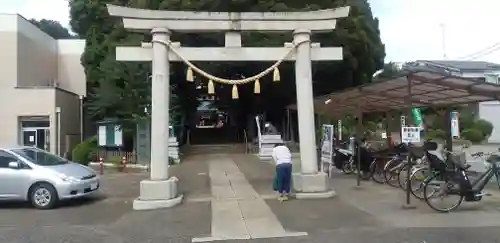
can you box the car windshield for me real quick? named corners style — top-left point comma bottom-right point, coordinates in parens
top-left (11, 148), bottom-right (68, 166)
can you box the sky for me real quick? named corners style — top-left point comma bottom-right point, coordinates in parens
top-left (1, 0), bottom-right (500, 63)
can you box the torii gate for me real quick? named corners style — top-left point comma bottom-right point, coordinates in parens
top-left (106, 4), bottom-right (350, 210)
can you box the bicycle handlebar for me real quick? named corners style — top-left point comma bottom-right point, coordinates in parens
top-left (471, 152), bottom-right (484, 157)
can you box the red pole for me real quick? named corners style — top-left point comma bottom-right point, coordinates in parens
top-left (122, 156), bottom-right (127, 173)
top-left (99, 157), bottom-right (104, 175)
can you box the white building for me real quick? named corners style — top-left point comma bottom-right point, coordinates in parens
top-left (0, 13), bottom-right (86, 155)
top-left (414, 60), bottom-right (500, 143)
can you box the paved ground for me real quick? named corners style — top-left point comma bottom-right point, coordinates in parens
top-left (3, 153), bottom-right (500, 242)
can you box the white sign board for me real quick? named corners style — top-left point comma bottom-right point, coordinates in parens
top-left (114, 126), bottom-right (123, 146)
top-left (401, 126), bottom-right (421, 144)
top-left (98, 126), bottom-right (106, 146)
top-left (320, 124), bottom-right (334, 172)
top-left (337, 120), bottom-right (342, 140)
top-left (450, 111), bottom-right (460, 138)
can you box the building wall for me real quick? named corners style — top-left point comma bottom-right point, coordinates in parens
top-left (0, 88), bottom-right (56, 150)
top-left (55, 89), bottom-right (81, 155)
top-left (0, 13), bottom-right (86, 151)
top-left (16, 15), bottom-right (58, 87)
top-left (57, 40), bottom-right (86, 96)
top-left (0, 14), bottom-right (18, 89)
top-left (459, 71), bottom-right (500, 143)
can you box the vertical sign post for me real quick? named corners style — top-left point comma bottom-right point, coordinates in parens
top-left (320, 124), bottom-right (334, 175)
top-left (337, 120), bottom-right (342, 141)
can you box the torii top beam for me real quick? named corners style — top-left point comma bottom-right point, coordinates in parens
top-left (106, 4), bottom-right (350, 33)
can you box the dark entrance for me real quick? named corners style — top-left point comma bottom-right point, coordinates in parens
top-left (189, 98), bottom-right (245, 144)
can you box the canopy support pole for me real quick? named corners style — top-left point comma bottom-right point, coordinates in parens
top-left (403, 76), bottom-right (416, 209)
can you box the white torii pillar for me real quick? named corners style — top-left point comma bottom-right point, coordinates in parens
top-left (293, 29), bottom-right (317, 174)
top-left (132, 27), bottom-right (184, 210)
top-left (291, 30), bottom-right (335, 198)
top-left (107, 5), bottom-right (349, 209)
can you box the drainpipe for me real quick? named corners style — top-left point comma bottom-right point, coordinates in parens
top-left (55, 107), bottom-right (61, 156)
top-left (79, 95), bottom-right (84, 142)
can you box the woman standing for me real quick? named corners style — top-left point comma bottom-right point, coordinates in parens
top-left (272, 143), bottom-right (293, 201)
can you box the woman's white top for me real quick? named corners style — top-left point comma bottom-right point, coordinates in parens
top-left (272, 145), bottom-right (292, 165)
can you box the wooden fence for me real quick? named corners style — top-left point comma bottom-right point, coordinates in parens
top-left (93, 150), bottom-right (138, 164)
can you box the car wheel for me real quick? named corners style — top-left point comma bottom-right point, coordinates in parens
top-left (30, 183), bottom-right (58, 210)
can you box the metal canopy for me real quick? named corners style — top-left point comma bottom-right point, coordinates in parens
top-left (289, 69), bottom-right (500, 117)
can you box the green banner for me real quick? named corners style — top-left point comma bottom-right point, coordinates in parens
top-left (411, 108), bottom-right (423, 127)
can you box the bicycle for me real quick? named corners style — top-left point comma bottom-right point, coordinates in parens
top-left (383, 143), bottom-right (420, 188)
top-left (399, 142), bottom-right (464, 193)
top-left (397, 153), bottom-right (428, 190)
top-left (409, 151), bottom-right (489, 200)
top-left (332, 141), bottom-right (355, 174)
top-left (383, 153), bottom-right (408, 187)
top-left (369, 155), bottom-right (386, 184)
top-left (367, 144), bottom-right (403, 184)
top-left (422, 149), bottom-right (500, 213)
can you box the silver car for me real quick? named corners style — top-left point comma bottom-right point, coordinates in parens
top-left (0, 146), bottom-right (100, 209)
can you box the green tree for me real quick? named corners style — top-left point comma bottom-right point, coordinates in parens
top-left (69, 0), bottom-right (153, 129)
top-left (29, 19), bottom-right (74, 39)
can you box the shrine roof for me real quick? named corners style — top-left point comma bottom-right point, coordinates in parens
top-left (288, 67), bottom-right (500, 118)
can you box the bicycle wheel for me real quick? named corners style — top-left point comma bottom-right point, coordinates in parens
top-left (342, 157), bottom-right (354, 174)
top-left (409, 167), bottom-right (432, 200)
top-left (384, 159), bottom-right (402, 188)
top-left (370, 159), bottom-right (385, 184)
top-left (423, 172), bottom-right (464, 213)
top-left (397, 163), bottom-right (412, 190)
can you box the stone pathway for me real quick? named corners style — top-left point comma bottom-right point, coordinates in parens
top-left (192, 155), bottom-right (306, 242)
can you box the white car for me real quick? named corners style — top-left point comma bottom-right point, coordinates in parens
top-left (0, 146), bottom-right (100, 209)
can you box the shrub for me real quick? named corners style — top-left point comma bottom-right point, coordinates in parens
top-left (459, 113), bottom-right (475, 131)
top-left (71, 136), bottom-right (98, 166)
top-left (424, 129), bottom-right (446, 140)
top-left (105, 155), bottom-right (124, 172)
top-left (461, 129), bottom-right (484, 143)
top-left (473, 119), bottom-right (493, 138)
top-left (106, 155), bottom-right (122, 164)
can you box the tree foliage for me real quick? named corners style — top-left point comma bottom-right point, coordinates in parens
top-left (69, 0), bottom-right (385, 131)
top-left (29, 19), bottom-right (74, 39)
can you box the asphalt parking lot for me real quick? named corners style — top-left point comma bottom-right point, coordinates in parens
top-left (0, 172), bottom-right (147, 227)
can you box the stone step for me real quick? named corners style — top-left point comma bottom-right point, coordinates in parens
top-left (185, 144), bottom-right (247, 154)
